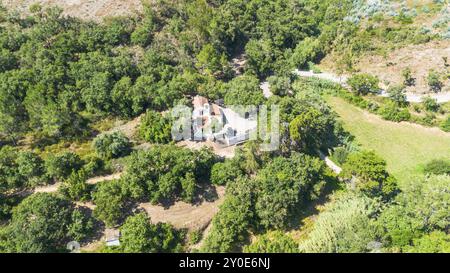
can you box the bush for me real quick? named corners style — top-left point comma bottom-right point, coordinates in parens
top-left (210, 160), bottom-right (244, 186)
top-left (92, 179), bottom-right (127, 227)
top-left (341, 151), bottom-right (399, 200)
top-left (422, 96), bottom-right (440, 112)
top-left (378, 102), bottom-right (411, 122)
top-left (119, 212), bottom-right (184, 253)
top-left (139, 110), bottom-right (172, 144)
top-left (331, 146), bottom-right (350, 166)
top-left (440, 116), bottom-right (450, 132)
top-left (244, 231), bottom-right (298, 253)
top-left (45, 152), bottom-right (84, 180)
top-left (93, 132), bottom-right (132, 159)
top-left (267, 75), bottom-right (291, 96)
top-left (387, 85), bottom-right (408, 106)
top-left (402, 67), bottom-right (415, 86)
top-left (423, 159), bottom-right (450, 176)
top-left (347, 73), bottom-right (380, 95)
top-left (427, 70), bottom-right (443, 92)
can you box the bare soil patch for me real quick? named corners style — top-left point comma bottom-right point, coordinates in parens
top-left (139, 186), bottom-right (226, 231)
top-left (3, 0), bottom-right (143, 21)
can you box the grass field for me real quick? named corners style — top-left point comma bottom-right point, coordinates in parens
top-left (327, 96), bottom-right (450, 187)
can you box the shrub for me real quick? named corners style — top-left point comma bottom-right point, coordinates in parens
top-left (427, 70), bottom-right (443, 92)
top-left (423, 159), bottom-right (450, 176)
top-left (341, 151), bottom-right (399, 200)
top-left (45, 152), bottom-right (84, 180)
top-left (331, 146), bottom-right (350, 166)
top-left (210, 160), bottom-right (244, 186)
top-left (440, 116), bottom-right (450, 132)
top-left (378, 102), bottom-right (411, 122)
top-left (189, 230), bottom-right (203, 245)
top-left (422, 96), bottom-right (440, 112)
top-left (267, 75), bottom-right (291, 96)
top-left (347, 73), bottom-right (380, 95)
top-left (402, 67), bottom-right (415, 86)
top-left (388, 85), bottom-right (408, 106)
top-left (93, 131), bottom-right (132, 159)
top-left (244, 231), bottom-right (298, 253)
top-left (139, 110), bottom-right (172, 144)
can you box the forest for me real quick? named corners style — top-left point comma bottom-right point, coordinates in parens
top-left (0, 0), bottom-right (449, 253)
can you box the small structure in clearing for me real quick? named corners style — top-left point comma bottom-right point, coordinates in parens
top-left (192, 96), bottom-right (257, 146)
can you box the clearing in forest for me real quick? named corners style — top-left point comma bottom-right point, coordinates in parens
top-left (327, 96), bottom-right (450, 187)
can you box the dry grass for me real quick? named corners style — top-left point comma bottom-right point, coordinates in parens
top-left (139, 186), bottom-right (226, 231)
top-left (2, 0), bottom-right (143, 21)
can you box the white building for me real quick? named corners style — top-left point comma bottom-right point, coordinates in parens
top-left (192, 96), bottom-right (257, 146)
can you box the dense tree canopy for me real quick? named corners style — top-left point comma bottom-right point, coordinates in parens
top-left (121, 145), bottom-right (216, 204)
top-left (1, 193), bottom-right (93, 253)
top-left (341, 151), bottom-right (399, 200)
top-left (377, 175), bottom-right (450, 251)
top-left (119, 212), bottom-right (184, 253)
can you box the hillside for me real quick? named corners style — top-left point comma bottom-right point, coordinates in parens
top-left (2, 0), bottom-right (143, 21)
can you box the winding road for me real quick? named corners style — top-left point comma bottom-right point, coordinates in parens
top-left (293, 70), bottom-right (450, 103)
top-left (261, 69), bottom-right (450, 103)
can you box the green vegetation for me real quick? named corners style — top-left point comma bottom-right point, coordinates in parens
top-left (299, 193), bottom-right (380, 253)
top-left (327, 97), bottom-right (450, 186)
top-left (341, 151), bottom-right (399, 200)
top-left (347, 74), bottom-right (380, 95)
top-left (93, 132), bottom-right (132, 159)
top-left (0, 193), bottom-right (94, 253)
top-left (0, 0), bottom-right (449, 254)
top-left (139, 110), bottom-right (173, 144)
top-left (119, 213), bottom-right (184, 253)
top-left (244, 231), bottom-right (298, 253)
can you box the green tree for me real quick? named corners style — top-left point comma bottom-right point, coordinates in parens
top-left (404, 232), bottom-right (450, 253)
top-left (139, 110), bottom-right (173, 144)
top-left (254, 153), bottom-right (326, 230)
top-left (202, 177), bottom-right (255, 253)
top-left (267, 75), bottom-right (291, 96)
top-left (45, 152), bottom-right (84, 181)
top-left (224, 74), bottom-right (265, 106)
top-left (93, 132), bottom-right (132, 159)
top-left (341, 151), bottom-right (399, 199)
top-left (347, 73), bottom-right (380, 95)
top-left (291, 37), bottom-right (322, 69)
top-left (119, 212), bottom-right (184, 253)
top-left (92, 180), bottom-right (126, 227)
top-left (210, 160), bottom-right (244, 186)
top-left (421, 96), bottom-right (440, 112)
top-left (401, 67), bottom-right (415, 86)
top-left (289, 107), bottom-right (333, 152)
top-left (245, 39), bottom-right (277, 78)
top-left (59, 169), bottom-right (91, 201)
top-left (378, 175), bottom-right (450, 249)
top-left (427, 70), bottom-right (443, 93)
top-left (387, 85), bottom-right (407, 106)
top-left (4, 193), bottom-right (92, 252)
